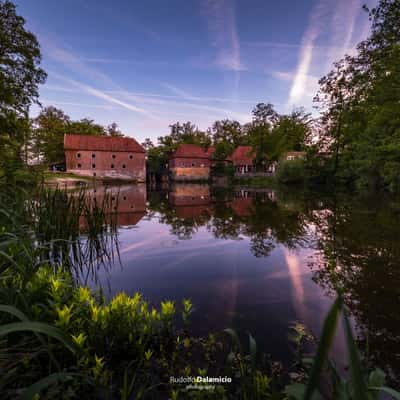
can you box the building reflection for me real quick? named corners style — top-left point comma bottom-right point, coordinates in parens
top-left (82, 184), bottom-right (147, 227)
top-left (168, 184), bottom-right (212, 219)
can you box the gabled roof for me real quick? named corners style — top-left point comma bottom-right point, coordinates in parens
top-left (64, 134), bottom-right (145, 153)
top-left (228, 146), bottom-right (255, 165)
top-left (170, 144), bottom-right (209, 159)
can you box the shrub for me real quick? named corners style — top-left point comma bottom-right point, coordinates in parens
top-left (276, 159), bottom-right (305, 184)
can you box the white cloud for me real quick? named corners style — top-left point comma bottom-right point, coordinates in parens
top-left (201, 0), bottom-right (245, 72)
top-left (288, 0), bottom-right (364, 108)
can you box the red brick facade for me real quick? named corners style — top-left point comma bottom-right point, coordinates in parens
top-left (169, 144), bottom-right (211, 181)
top-left (64, 134), bottom-right (146, 181)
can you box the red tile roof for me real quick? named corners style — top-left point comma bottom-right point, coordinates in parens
top-left (64, 134), bottom-right (145, 153)
top-left (206, 146), bottom-right (215, 156)
top-left (228, 146), bottom-right (255, 165)
top-left (171, 144), bottom-right (209, 159)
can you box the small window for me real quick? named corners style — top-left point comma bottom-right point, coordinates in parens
top-left (123, 196), bottom-right (127, 200)
top-left (111, 196), bottom-right (115, 201)
top-left (111, 164), bottom-right (115, 169)
top-left (77, 153), bottom-right (81, 158)
top-left (112, 154), bottom-right (116, 159)
top-left (192, 163), bottom-right (195, 167)
top-left (93, 172), bottom-right (96, 177)
top-left (129, 155), bottom-right (133, 160)
top-left (92, 153), bottom-right (96, 158)
top-left (77, 163), bottom-right (81, 168)
top-left (122, 164), bottom-right (126, 169)
top-left (92, 164), bottom-right (96, 168)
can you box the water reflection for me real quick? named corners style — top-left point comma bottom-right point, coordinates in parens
top-left (82, 184), bottom-right (400, 384)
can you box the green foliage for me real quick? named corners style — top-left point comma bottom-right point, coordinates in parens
top-left (0, 0), bottom-right (46, 178)
top-left (276, 159), bottom-right (306, 184)
top-left (30, 106), bottom-right (107, 165)
top-left (315, 0), bottom-right (400, 192)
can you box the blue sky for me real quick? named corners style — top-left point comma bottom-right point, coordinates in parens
top-left (16, 0), bottom-right (376, 142)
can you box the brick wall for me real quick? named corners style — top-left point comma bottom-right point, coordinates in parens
top-left (65, 150), bottom-right (146, 181)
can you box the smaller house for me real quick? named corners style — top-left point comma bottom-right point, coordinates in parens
top-left (169, 144), bottom-right (211, 181)
top-left (228, 146), bottom-right (276, 176)
top-left (228, 146), bottom-right (255, 175)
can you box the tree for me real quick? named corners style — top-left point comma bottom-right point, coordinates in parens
top-left (141, 138), bottom-right (154, 152)
top-left (315, 0), bottom-right (400, 191)
top-left (252, 103), bottom-right (279, 127)
top-left (31, 106), bottom-right (70, 164)
top-left (208, 119), bottom-right (244, 161)
top-left (0, 0), bottom-right (46, 176)
top-left (270, 108), bottom-right (312, 159)
top-left (31, 107), bottom-right (106, 164)
top-left (106, 122), bottom-right (123, 137)
top-left (69, 118), bottom-right (105, 136)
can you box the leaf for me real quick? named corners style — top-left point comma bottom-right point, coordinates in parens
top-left (368, 368), bottom-right (385, 400)
top-left (249, 333), bottom-right (257, 369)
top-left (0, 304), bottom-right (29, 321)
top-left (285, 383), bottom-right (306, 399)
top-left (19, 372), bottom-right (76, 400)
top-left (303, 296), bottom-right (342, 400)
top-left (369, 387), bottom-right (400, 400)
top-left (224, 328), bottom-right (242, 354)
top-left (0, 321), bottom-right (79, 354)
top-left (342, 308), bottom-right (369, 398)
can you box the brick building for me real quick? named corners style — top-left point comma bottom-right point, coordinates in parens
top-left (228, 146), bottom-right (256, 175)
top-left (64, 134), bottom-right (146, 181)
top-left (169, 144), bottom-right (210, 181)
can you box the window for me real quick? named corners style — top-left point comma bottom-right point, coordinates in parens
top-left (92, 164), bottom-right (96, 168)
top-left (122, 164), bottom-right (126, 169)
top-left (111, 164), bottom-right (115, 169)
top-left (123, 196), bottom-right (127, 200)
top-left (181, 163), bottom-right (185, 167)
top-left (77, 153), bottom-right (81, 158)
top-left (129, 155), bottom-right (133, 159)
top-left (92, 153), bottom-right (96, 158)
top-left (192, 163), bottom-right (195, 167)
top-left (93, 172), bottom-right (96, 177)
top-left (77, 163), bottom-right (81, 168)
top-left (112, 154), bottom-right (116, 159)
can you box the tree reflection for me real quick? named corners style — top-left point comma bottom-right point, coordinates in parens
top-left (310, 193), bottom-right (400, 385)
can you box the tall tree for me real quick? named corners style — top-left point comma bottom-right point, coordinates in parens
top-left (0, 0), bottom-right (46, 176)
top-left (315, 0), bottom-right (400, 191)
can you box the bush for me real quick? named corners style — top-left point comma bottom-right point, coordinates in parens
top-left (276, 159), bottom-right (305, 184)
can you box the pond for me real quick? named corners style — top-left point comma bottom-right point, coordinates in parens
top-left (81, 183), bottom-right (400, 383)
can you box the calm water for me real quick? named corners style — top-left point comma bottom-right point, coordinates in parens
top-left (82, 183), bottom-right (400, 382)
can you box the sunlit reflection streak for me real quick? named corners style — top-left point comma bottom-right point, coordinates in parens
top-left (284, 248), bottom-right (306, 321)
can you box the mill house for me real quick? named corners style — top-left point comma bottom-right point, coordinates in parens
top-left (64, 134), bottom-right (146, 181)
top-left (169, 144), bottom-right (211, 181)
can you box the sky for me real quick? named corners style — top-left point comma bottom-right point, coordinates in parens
top-left (16, 0), bottom-right (377, 143)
